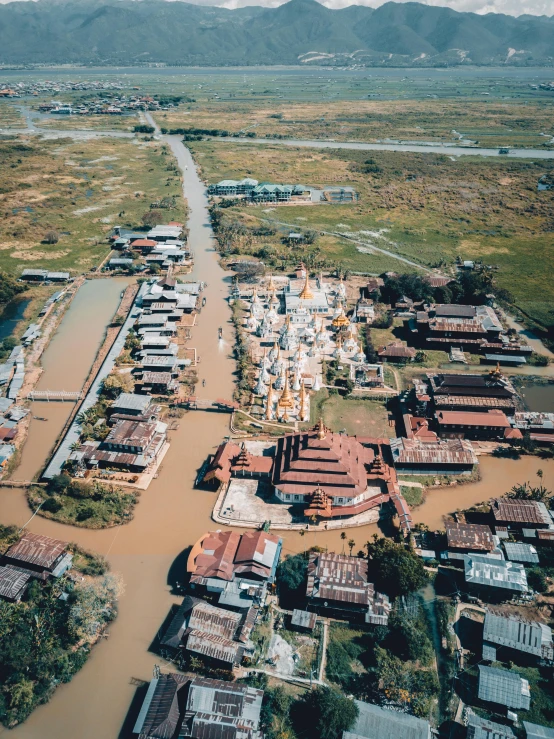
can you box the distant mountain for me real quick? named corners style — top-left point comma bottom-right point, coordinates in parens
top-left (0, 0), bottom-right (552, 67)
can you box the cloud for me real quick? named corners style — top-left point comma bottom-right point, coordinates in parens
top-left (0, 0), bottom-right (552, 15)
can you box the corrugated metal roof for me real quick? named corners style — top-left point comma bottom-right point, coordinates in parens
top-left (491, 499), bottom-right (551, 527)
top-left (0, 566), bottom-right (30, 600)
top-left (467, 712), bottom-right (516, 739)
top-left (503, 542), bottom-right (540, 564)
top-left (483, 610), bottom-right (553, 659)
top-left (344, 700), bottom-right (432, 739)
top-left (478, 665), bottom-right (531, 709)
top-left (464, 554), bottom-right (528, 592)
top-left (306, 552), bottom-right (390, 622)
top-left (524, 722), bottom-right (554, 739)
top-left (112, 392), bottom-right (151, 413)
top-left (291, 609), bottom-right (317, 630)
top-left (186, 631), bottom-right (244, 666)
top-left (446, 523), bottom-right (494, 552)
top-left (6, 532), bottom-right (67, 569)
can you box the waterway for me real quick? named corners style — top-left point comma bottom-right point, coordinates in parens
top-left (0, 298), bottom-right (30, 343)
top-left (226, 136), bottom-right (554, 160)
top-left (9, 278), bottom-right (132, 483)
top-left (2, 133), bottom-right (554, 738)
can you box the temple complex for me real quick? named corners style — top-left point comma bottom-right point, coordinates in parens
top-left (236, 266), bottom-right (388, 426)
top-left (203, 420), bottom-right (412, 533)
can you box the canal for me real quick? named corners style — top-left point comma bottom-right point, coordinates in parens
top-left (1, 137), bottom-right (554, 739)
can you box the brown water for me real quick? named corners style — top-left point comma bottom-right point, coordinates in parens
top-left (9, 278), bottom-right (131, 483)
top-left (2, 139), bottom-right (554, 738)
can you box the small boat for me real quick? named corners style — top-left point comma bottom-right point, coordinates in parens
top-left (218, 327), bottom-right (223, 339)
top-left (202, 297), bottom-right (206, 307)
top-left (33, 416), bottom-right (48, 421)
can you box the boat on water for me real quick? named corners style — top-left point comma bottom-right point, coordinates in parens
top-left (33, 416), bottom-right (48, 421)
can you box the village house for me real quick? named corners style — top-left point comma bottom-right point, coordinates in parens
top-left (411, 303), bottom-right (504, 351)
top-left (434, 409), bottom-right (513, 440)
top-left (490, 499), bottom-right (552, 532)
top-left (509, 412), bottom-right (554, 445)
top-left (427, 368), bottom-right (517, 414)
top-left (187, 530), bottom-right (282, 610)
top-left (350, 362), bottom-right (385, 390)
top-left (2, 532), bottom-right (72, 580)
top-left (446, 522), bottom-right (496, 555)
top-left (482, 610), bottom-right (554, 663)
top-left (0, 567), bottom-right (30, 602)
top-left (463, 554), bottom-right (528, 598)
top-left (306, 552), bottom-right (391, 624)
top-left (160, 595), bottom-right (256, 669)
top-left (466, 713), bottom-right (515, 739)
top-left (377, 341), bottom-right (416, 362)
top-left (390, 436), bottom-right (477, 475)
top-left (69, 418), bottom-right (167, 473)
top-left (136, 371), bottom-right (179, 395)
top-left (402, 414), bottom-right (439, 442)
top-left (478, 665), bottom-right (531, 711)
top-left (133, 672), bottom-right (263, 739)
top-left (343, 700), bottom-right (432, 739)
top-left (524, 723), bottom-right (554, 739)
top-left (20, 269), bottom-right (70, 283)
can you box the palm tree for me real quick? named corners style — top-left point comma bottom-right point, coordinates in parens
top-left (340, 531), bottom-right (346, 554)
top-left (537, 469), bottom-right (544, 480)
top-left (348, 539), bottom-right (355, 556)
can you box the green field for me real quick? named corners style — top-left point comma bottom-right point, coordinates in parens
top-left (193, 139), bottom-right (554, 332)
top-left (0, 135), bottom-right (186, 275)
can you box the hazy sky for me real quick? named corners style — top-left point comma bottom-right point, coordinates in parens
top-left (0, 0), bottom-right (552, 15)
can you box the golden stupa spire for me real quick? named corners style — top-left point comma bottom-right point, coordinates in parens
top-left (332, 306), bottom-right (350, 329)
top-left (278, 371), bottom-right (295, 409)
top-left (299, 269), bottom-right (314, 301)
top-left (267, 273), bottom-right (276, 291)
top-left (316, 417), bottom-right (326, 440)
top-left (299, 381), bottom-right (307, 420)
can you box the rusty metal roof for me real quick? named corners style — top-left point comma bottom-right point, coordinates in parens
top-left (186, 631), bottom-right (244, 666)
top-left (5, 532), bottom-right (67, 569)
top-left (491, 499), bottom-right (551, 527)
top-left (135, 673), bottom-right (188, 739)
top-left (447, 523), bottom-right (494, 552)
top-left (436, 410), bottom-right (510, 428)
top-left (306, 552), bottom-right (390, 622)
top-left (391, 437), bottom-right (477, 466)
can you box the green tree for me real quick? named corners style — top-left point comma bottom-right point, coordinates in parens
top-left (276, 553), bottom-right (308, 599)
top-left (292, 686), bottom-right (358, 739)
top-left (366, 537), bottom-right (428, 599)
top-left (101, 372), bottom-right (134, 400)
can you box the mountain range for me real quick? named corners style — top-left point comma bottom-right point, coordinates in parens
top-left (0, 0), bottom-right (553, 67)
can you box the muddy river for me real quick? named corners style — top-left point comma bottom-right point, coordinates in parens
top-left (1, 137), bottom-right (554, 738)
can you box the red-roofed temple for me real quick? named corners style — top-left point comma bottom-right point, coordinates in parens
top-left (203, 420), bottom-right (412, 533)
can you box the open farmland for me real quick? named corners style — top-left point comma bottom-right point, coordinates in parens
top-left (0, 135), bottom-right (186, 275)
top-left (192, 139), bottom-right (554, 332)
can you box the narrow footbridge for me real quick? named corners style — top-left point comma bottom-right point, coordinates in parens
top-left (182, 397), bottom-right (239, 413)
top-left (26, 390), bottom-right (83, 402)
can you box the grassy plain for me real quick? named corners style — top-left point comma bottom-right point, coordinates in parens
top-left (309, 390), bottom-right (393, 437)
top-left (192, 139), bottom-right (554, 331)
top-left (0, 135), bottom-right (186, 275)
top-left (0, 101), bottom-right (25, 127)
top-left (36, 114), bottom-right (138, 131)
top-left (159, 98), bottom-right (554, 149)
